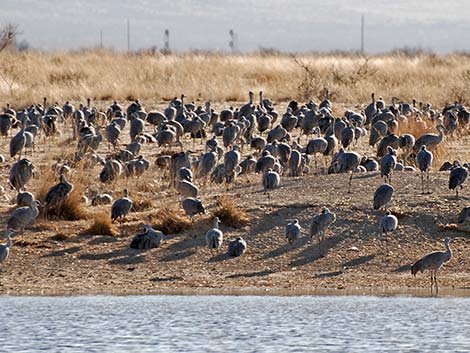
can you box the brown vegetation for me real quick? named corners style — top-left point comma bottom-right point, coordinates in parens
top-left (83, 213), bottom-right (116, 236)
top-left (1, 51), bottom-right (470, 108)
top-left (151, 206), bottom-right (192, 234)
top-left (213, 196), bottom-right (249, 228)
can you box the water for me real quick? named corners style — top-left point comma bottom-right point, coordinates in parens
top-left (1, 295), bottom-right (469, 352)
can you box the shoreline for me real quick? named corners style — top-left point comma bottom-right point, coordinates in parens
top-left (2, 286), bottom-right (470, 298)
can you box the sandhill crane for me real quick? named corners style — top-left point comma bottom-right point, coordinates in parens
top-left (413, 125), bottom-right (445, 153)
top-left (369, 121), bottom-right (388, 147)
top-left (364, 93), bottom-right (377, 124)
top-left (306, 137), bottom-right (328, 171)
top-left (377, 134), bottom-right (399, 158)
top-left (0, 231), bottom-right (13, 263)
top-left (222, 122), bottom-right (239, 148)
top-left (7, 199), bottom-right (41, 233)
top-left (239, 154), bottom-right (257, 175)
top-left (100, 158), bottom-right (123, 183)
top-left (9, 158), bottom-right (35, 191)
top-left (340, 126), bottom-right (355, 149)
top-left (206, 217), bottom-right (223, 253)
top-left (310, 207), bottom-right (336, 255)
top-left (380, 146), bottom-right (397, 183)
top-left (263, 168), bottom-right (280, 198)
top-left (373, 184), bottom-right (394, 210)
top-left (176, 178), bottom-right (199, 198)
top-left (45, 174), bottom-right (74, 212)
top-left (285, 219), bottom-right (301, 245)
top-left (111, 189), bottom-right (133, 234)
top-left (182, 197), bottom-right (205, 222)
top-left (238, 91), bottom-right (255, 118)
top-left (16, 191), bottom-right (34, 207)
top-left (91, 192), bottom-right (113, 206)
top-left (227, 236), bottom-right (247, 257)
top-left (379, 211), bottom-right (398, 254)
top-left (398, 134), bottom-right (415, 165)
top-left (197, 151), bottom-right (217, 181)
top-left (105, 122), bottom-right (121, 150)
top-left (416, 145), bottom-right (433, 194)
top-left (449, 164), bottom-right (468, 198)
top-left (10, 120), bottom-right (27, 158)
top-left (130, 225), bottom-right (164, 250)
top-left (457, 206), bottom-right (470, 223)
top-left (411, 237), bottom-right (452, 295)
top-left (328, 149), bottom-right (361, 193)
top-left (288, 149), bottom-right (302, 177)
top-left (224, 145), bottom-right (241, 186)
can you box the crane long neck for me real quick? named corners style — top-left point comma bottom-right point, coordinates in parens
top-left (213, 218), bottom-right (219, 229)
top-left (6, 236), bottom-right (12, 249)
top-left (444, 241), bottom-right (452, 259)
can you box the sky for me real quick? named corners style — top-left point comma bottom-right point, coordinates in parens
top-left (1, 0), bottom-right (469, 53)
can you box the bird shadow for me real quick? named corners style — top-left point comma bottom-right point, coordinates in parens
top-left (79, 247), bottom-right (146, 265)
top-left (225, 269), bottom-right (275, 279)
top-left (42, 246), bottom-right (81, 257)
top-left (313, 270), bottom-right (343, 279)
top-left (393, 263), bottom-right (412, 273)
top-left (160, 248), bottom-right (197, 262)
top-left (262, 237), bottom-right (309, 260)
top-left (290, 231), bottom-right (349, 267)
top-left (342, 254), bottom-right (376, 268)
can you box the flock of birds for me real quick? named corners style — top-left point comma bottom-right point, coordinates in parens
top-left (0, 90), bottom-right (467, 294)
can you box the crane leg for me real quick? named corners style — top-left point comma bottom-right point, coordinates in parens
top-left (430, 273), bottom-right (434, 295)
top-left (421, 172), bottom-right (424, 194)
top-left (427, 171), bottom-right (431, 194)
top-left (434, 273), bottom-right (439, 295)
top-left (348, 173), bottom-right (353, 193)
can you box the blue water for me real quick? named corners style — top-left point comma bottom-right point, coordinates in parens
top-left (1, 295), bottom-right (469, 352)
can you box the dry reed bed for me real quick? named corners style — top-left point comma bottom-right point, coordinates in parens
top-left (1, 51), bottom-right (470, 107)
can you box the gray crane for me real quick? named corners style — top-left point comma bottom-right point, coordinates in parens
top-left (413, 125), bottom-right (445, 153)
top-left (398, 133), bottom-right (415, 165)
top-left (176, 178), bottom-right (199, 198)
top-left (329, 149), bottom-right (361, 193)
top-left (449, 165), bottom-right (468, 198)
top-left (45, 174), bottom-right (74, 211)
top-left (182, 197), bottom-right (205, 222)
top-left (105, 122), bottom-right (121, 150)
top-left (99, 158), bottom-right (123, 183)
top-left (9, 158), bottom-right (35, 191)
top-left (310, 207), bottom-right (336, 254)
top-left (0, 231), bottom-right (13, 263)
top-left (411, 237), bottom-right (452, 295)
top-left (263, 168), bottom-right (280, 197)
top-left (7, 199), bottom-right (41, 233)
top-left (416, 145), bottom-right (433, 194)
top-left (130, 225), bottom-right (164, 250)
top-left (380, 146), bottom-right (397, 183)
top-left (91, 192), bottom-right (113, 206)
top-left (224, 145), bottom-right (241, 186)
top-left (111, 189), bottom-right (133, 234)
top-left (373, 183), bottom-right (394, 210)
top-left (285, 219), bottom-right (301, 245)
top-left (206, 217), bottom-right (224, 252)
top-left (379, 211), bottom-right (398, 254)
top-left (458, 206), bottom-right (470, 223)
top-left (227, 236), bottom-right (247, 257)
top-left (16, 191), bottom-right (34, 207)
top-left (9, 124), bottom-right (26, 159)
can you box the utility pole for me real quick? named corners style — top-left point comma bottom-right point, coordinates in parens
top-left (164, 29), bottom-right (170, 53)
top-left (360, 14), bottom-right (365, 55)
top-left (229, 29), bottom-right (237, 53)
top-left (127, 18), bottom-right (130, 52)
top-left (100, 29), bottom-right (103, 49)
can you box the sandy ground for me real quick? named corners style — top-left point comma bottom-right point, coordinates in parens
top-left (0, 101), bottom-right (469, 296)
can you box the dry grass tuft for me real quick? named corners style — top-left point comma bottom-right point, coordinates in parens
top-left (151, 206), bottom-right (192, 234)
top-left (132, 195), bottom-right (155, 212)
top-left (83, 213), bottom-right (116, 236)
top-left (36, 167), bottom-right (88, 221)
top-left (213, 197), bottom-right (249, 228)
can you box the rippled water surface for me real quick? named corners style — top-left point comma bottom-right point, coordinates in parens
top-left (1, 295), bottom-right (469, 352)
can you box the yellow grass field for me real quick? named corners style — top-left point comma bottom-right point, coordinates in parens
top-left (1, 50), bottom-right (470, 108)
